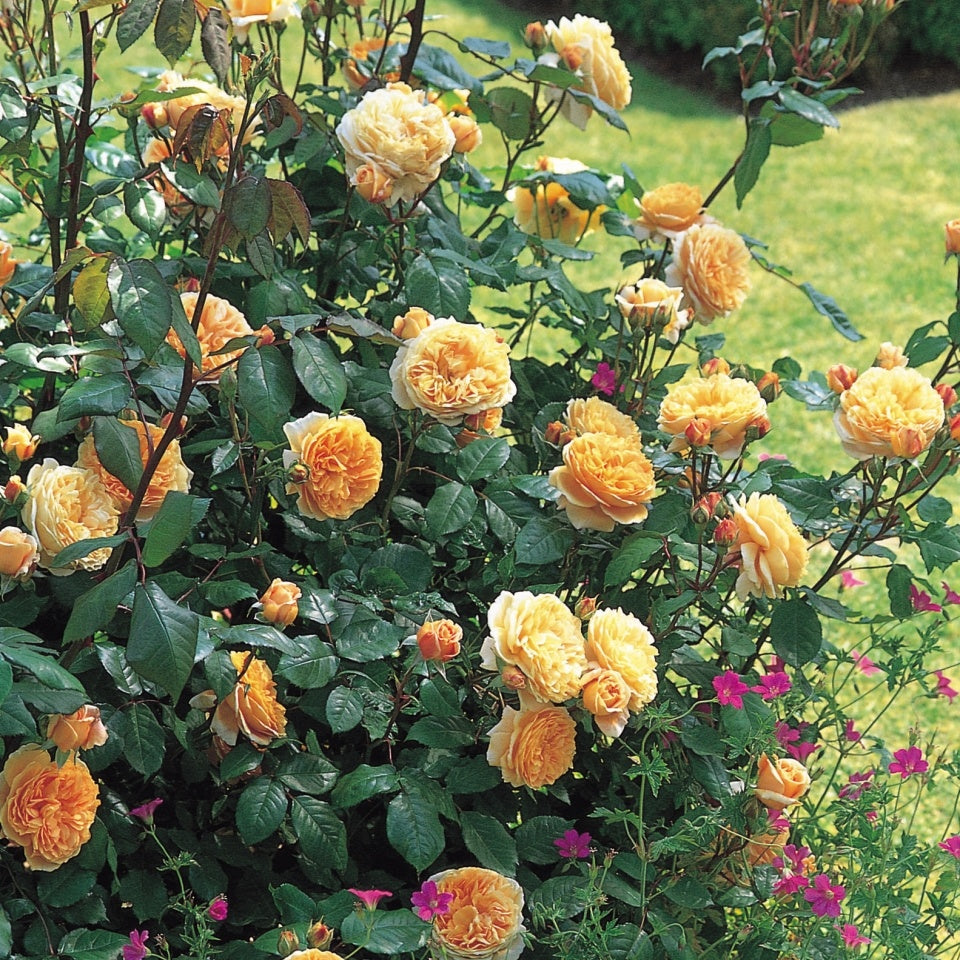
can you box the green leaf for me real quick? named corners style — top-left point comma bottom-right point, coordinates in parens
top-left (123, 181), bottom-right (166, 236)
top-left (277, 637), bottom-right (339, 688)
top-left (779, 87), bottom-right (839, 128)
top-left (605, 924), bottom-right (654, 960)
top-left (169, 288), bottom-right (203, 370)
top-left (456, 437), bottom-right (510, 482)
top-left (387, 785), bottom-right (444, 872)
top-left (236, 778), bottom-right (288, 844)
top-left (0, 629), bottom-right (86, 691)
top-left (799, 282), bottom-right (863, 342)
top-left (0, 660), bottom-right (12, 708)
top-left (154, 0), bottom-right (196, 64)
top-left (58, 374), bottom-right (131, 422)
top-left (290, 797), bottom-right (347, 869)
top-left (770, 598), bottom-right (822, 666)
top-left (225, 177), bottom-right (271, 239)
top-left (118, 702), bottom-right (166, 776)
top-left (514, 518), bottom-right (574, 566)
top-left (530, 875), bottom-right (589, 919)
top-left (460, 811), bottom-right (518, 876)
top-left (459, 36), bottom-right (510, 58)
top-left (36, 867), bottom-right (96, 908)
top-left (605, 533), bottom-right (661, 588)
top-left (117, 0), bottom-right (160, 51)
top-left (735, 118), bottom-right (772, 208)
top-left (326, 686), bottom-right (363, 733)
top-left (425, 482), bottom-right (478, 537)
top-left (918, 496), bottom-right (952, 523)
top-left (237, 344), bottom-right (296, 438)
top-left (107, 258), bottom-right (172, 356)
top-left (142, 492), bottom-right (208, 566)
top-left (64, 560), bottom-right (137, 642)
top-left (92, 416), bottom-right (143, 495)
top-left (480, 86), bottom-right (535, 140)
top-left (277, 752), bottom-right (338, 795)
top-left (663, 876), bottom-right (713, 909)
top-left (200, 6), bottom-right (230, 85)
top-left (768, 110), bottom-right (824, 147)
top-left (48, 534), bottom-right (127, 571)
top-left (118, 870), bottom-right (168, 923)
top-left (219, 742), bottom-right (263, 782)
top-left (411, 42), bottom-right (481, 93)
top-left (59, 929), bottom-right (130, 960)
top-left (406, 715), bottom-right (475, 747)
top-left (514, 815), bottom-right (572, 864)
top-left (160, 161), bottom-right (221, 209)
top-left (72, 257), bottom-right (115, 330)
top-left (918, 525), bottom-right (960, 573)
top-left (331, 764), bottom-right (399, 808)
top-left (887, 563), bottom-right (913, 619)
top-left (290, 334), bottom-right (347, 414)
top-left (340, 910), bottom-right (430, 955)
top-left (406, 254), bottom-right (471, 317)
top-left (127, 582), bottom-right (200, 700)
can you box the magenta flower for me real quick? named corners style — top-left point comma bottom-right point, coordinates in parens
top-left (803, 874), bottom-right (846, 918)
top-left (837, 923), bottom-right (870, 948)
top-left (865, 810), bottom-right (878, 823)
top-left (554, 829), bottom-right (592, 859)
top-left (942, 582), bottom-right (960, 605)
top-left (850, 650), bottom-right (881, 676)
top-left (840, 570), bottom-right (865, 589)
top-left (207, 896), bottom-right (228, 922)
top-left (349, 888), bottom-right (393, 910)
top-left (772, 873), bottom-right (810, 896)
top-left (939, 835), bottom-right (960, 858)
top-left (767, 808), bottom-right (790, 832)
top-left (129, 799), bottom-right (163, 822)
top-left (844, 719), bottom-right (861, 743)
top-left (591, 362), bottom-right (619, 397)
top-left (775, 722), bottom-right (818, 762)
top-left (751, 670), bottom-right (791, 701)
top-left (122, 930), bottom-right (150, 960)
top-left (935, 670), bottom-right (958, 703)
top-left (911, 584), bottom-right (943, 613)
top-left (888, 746), bottom-right (928, 779)
top-left (410, 880), bottom-right (454, 922)
top-left (713, 670), bottom-right (750, 709)
top-left (839, 770), bottom-right (874, 801)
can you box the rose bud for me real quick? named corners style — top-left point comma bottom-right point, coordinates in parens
top-left (935, 383), bottom-right (957, 409)
top-left (826, 363), bottom-right (858, 394)
top-left (257, 578), bottom-right (301, 628)
top-left (47, 705), bottom-right (109, 752)
top-left (754, 753), bottom-right (811, 811)
top-left (416, 619), bottom-right (462, 662)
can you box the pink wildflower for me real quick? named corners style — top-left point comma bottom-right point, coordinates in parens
top-left (122, 931), bottom-right (150, 960)
top-left (936, 670), bottom-right (958, 703)
top-left (844, 719), bottom-right (861, 743)
top-left (942, 582), bottom-right (960, 605)
top-left (591, 362), bottom-right (620, 397)
top-left (713, 670), bottom-right (750, 709)
top-left (751, 671), bottom-right (791, 701)
top-left (839, 770), bottom-right (874, 801)
top-left (758, 453), bottom-right (788, 462)
top-left (129, 799), bottom-right (163, 822)
top-left (803, 874), bottom-right (846, 918)
top-left (411, 880), bottom-right (454, 922)
top-left (207, 896), bottom-right (228, 922)
top-left (850, 650), bottom-right (881, 676)
top-left (840, 570), bottom-right (865, 588)
top-left (349, 889), bottom-right (393, 910)
top-left (837, 923), bottom-right (870, 948)
top-left (767, 808), bottom-right (790, 831)
top-left (775, 722), bottom-right (819, 762)
top-left (911, 584), bottom-right (943, 613)
top-left (939, 836), bottom-right (960, 858)
top-left (865, 810), bottom-right (878, 823)
top-left (553, 829), bottom-right (592, 859)
top-left (773, 874), bottom-right (809, 896)
top-left (888, 746), bottom-right (928, 779)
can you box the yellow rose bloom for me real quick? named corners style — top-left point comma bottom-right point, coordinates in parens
top-left (634, 182), bottom-right (706, 241)
top-left (548, 433), bottom-right (656, 531)
top-left (615, 278), bottom-right (690, 343)
top-left (3, 423), bottom-right (40, 462)
top-left (76, 420), bottom-right (192, 520)
top-left (563, 396), bottom-right (640, 442)
top-left (47, 705), bottom-right (109, 753)
top-left (487, 698), bottom-right (577, 789)
top-left (584, 608), bottom-right (658, 713)
top-left (510, 156), bottom-right (603, 245)
top-left (211, 651), bottom-right (287, 746)
top-left (0, 745), bottom-right (100, 871)
top-left (581, 665), bottom-right (632, 737)
top-left (0, 526), bottom-right (39, 579)
top-left (335, 82), bottom-right (455, 207)
top-left (482, 590), bottom-right (586, 704)
top-left (0, 240), bottom-right (22, 288)
top-left (22, 459), bottom-right (119, 574)
top-left (658, 373), bottom-right (767, 459)
top-left (665, 223), bottom-right (752, 321)
top-left (389, 317), bottom-right (516, 425)
top-left (258, 578), bottom-right (301, 627)
top-left (834, 365), bottom-right (945, 460)
top-left (226, 0), bottom-right (300, 42)
top-left (283, 412), bottom-right (382, 521)
top-left (544, 15), bottom-right (631, 129)
top-left (727, 493), bottom-right (808, 600)
top-left (428, 866), bottom-right (525, 960)
top-left (755, 754), bottom-right (811, 810)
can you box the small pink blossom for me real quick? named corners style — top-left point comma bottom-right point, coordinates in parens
top-left (553, 829), bottom-right (592, 859)
top-left (129, 799), bottom-right (163, 822)
top-left (767, 808), bottom-right (790, 831)
top-left (850, 650), bottom-right (881, 676)
top-left (804, 874), bottom-right (846, 918)
top-left (839, 770), bottom-right (874, 801)
top-left (591, 362), bottom-right (621, 397)
top-left (888, 746), bottom-right (928, 779)
top-left (837, 923), bottom-right (870, 948)
top-left (207, 896), bottom-right (228, 921)
top-left (935, 670), bottom-right (958, 702)
top-left (773, 873), bottom-right (809, 896)
top-left (840, 570), bottom-right (865, 588)
top-left (349, 888), bottom-right (393, 910)
top-left (751, 671), bottom-right (791, 701)
top-left (411, 880), bottom-right (454, 922)
top-left (122, 931), bottom-right (150, 960)
top-left (911, 584), bottom-right (943, 613)
top-left (713, 670), bottom-right (750, 709)
top-left (942, 582), bottom-right (960, 605)
top-left (865, 810), bottom-right (878, 823)
top-left (939, 835), bottom-right (960, 858)
top-left (775, 722), bottom-right (819, 762)
top-left (758, 452), bottom-right (788, 462)
top-left (844, 719), bottom-right (861, 743)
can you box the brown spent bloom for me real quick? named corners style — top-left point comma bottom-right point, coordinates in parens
top-left (210, 651), bottom-right (287, 747)
top-left (417, 619), bottom-right (463, 662)
top-left (834, 365), bottom-right (945, 460)
top-left (946, 219), bottom-right (960, 255)
top-left (0, 526), bottom-right (39, 579)
top-left (510, 157), bottom-right (604, 245)
top-left (47, 705), bottom-right (109, 753)
top-left (487, 698), bottom-right (577, 789)
top-left (755, 754), bottom-right (811, 811)
top-left (390, 317), bottom-right (516, 425)
top-left (282, 412), bottom-right (382, 521)
top-left (428, 867), bottom-right (525, 960)
top-left (634, 182), bottom-right (706, 241)
top-left (258, 579), bottom-right (301, 628)
top-left (0, 745), bottom-right (100, 871)
top-left (584, 608), bottom-right (658, 713)
top-left (665, 223), bottom-right (752, 321)
top-left (727, 493), bottom-right (808, 600)
top-left (3, 424), bottom-right (39, 462)
top-left (76, 420), bottom-right (193, 520)
top-left (482, 590), bottom-right (586, 704)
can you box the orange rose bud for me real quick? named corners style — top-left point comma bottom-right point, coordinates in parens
top-left (574, 595), bottom-right (598, 620)
top-left (287, 461), bottom-right (311, 485)
top-left (524, 20), bottom-right (547, 51)
top-left (501, 665), bottom-right (526, 690)
top-left (417, 619), bottom-right (462, 662)
top-left (714, 516), bottom-right (738, 547)
top-left (560, 43), bottom-right (584, 72)
top-left (3, 424), bottom-right (39, 462)
top-left (463, 408), bottom-right (503, 433)
top-left (684, 417), bottom-right (713, 448)
top-left (892, 426), bottom-right (925, 459)
top-left (141, 102), bottom-right (167, 129)
top-left (755, 753), bottom-right (811, 810)
top-left (744, 414), bottom-right (771, 443)
top-left (701, 357), bottom-right (731, 377)
top-left (306, 921), bottom-right (334, 950)
top-left (826, 363), bottom-right (858, 394)
top-left (0, 526), bottom-right (39, 579)
top-left (4, 475), bottom-right (26, 503)
top-left (951, 413), bottom-right (960, 443)
top-left (258, 578), bottom-right (301, 628)
top-left (935, 383), bottom-right (957, 409)
top-left (756, 372), bottom-right (781, 403)
top-left (449, 114), bottom-right (482, 154)
top-left (256, 325), bottom-right (275, 347)
top-left (277, 929), bottom-right (300, 957)
top-left (946, 218), bottom-right (960, 255)
top-left (47, 705), bottom-right (109, 752)
top-left (392, 306), bottom-right (434, 340)
top-left (354, 162), bottom-right (393, 204)
top-left (160, 413), bottom-right (189, 434)
top-left (544, 420), bottom-right (576, 447)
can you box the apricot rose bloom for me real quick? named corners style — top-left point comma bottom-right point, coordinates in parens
top-left (0, 526), bottom-right (39, 579)
top-left (543, 15), bottom-right (631, 130)
top-left (0, 240), bottom-right (22, 287)
top-left (258, 578), bottom-right (301, 627)
top-left (76, 421), bottom-right (192, 520)
top-left (428, 866), bottom-right (525, 960)
top-left (510, 156), bottom-right (603, 245)
top-left (946, 219), bottom-right (960, 255)
top-left (390, 317), bottom-right (516, 425)
top-left (392, 306), bottom-right (434, 340)
top-left (336, 82), bottom-right (455, 207)
top-left (584, 608), bottom-right (658, 713)
top-left (581, 665), bottom-right (632, 737)
top-left (226, 0), bottom-right (300, 43)
top-left (563, 396), bottom-right (639, 441)
top-left (417, 619), bottom-right (463, 662)
top-left (616, 278), bottom-right (690, 343)
top-left (727, 493), bottom-right (808, 600)
top-left (0, 745), bottom-right (100, 871)
top-left (22, 459), bottom-right (119, 574)
top-left (171, 293), bottom-right (269, 381)
top-left (834, 365), bottom-right (945, 460)
top-left (212, 652), bottom-right (287, 746)
top-left (3, 424), bottom-right (40, 462)
top-left (755, 754), bottom-right (811, 811)
top-left (283, 412), bottom-right (382, 521)
top-left (665, 223), bottom-right (752, 321)
top-left (548, 433), bottom-right (656, 531)
top-left (634, 182), bottom-right (707, 241)
top-left (47, 705), bottom-right (109, 752)
top-left (487, 697), bottom-right (577, 789)
top-left (657, 373), bottom-right (767, 459)
top-left (482, 591), bottom-right (587, 704)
